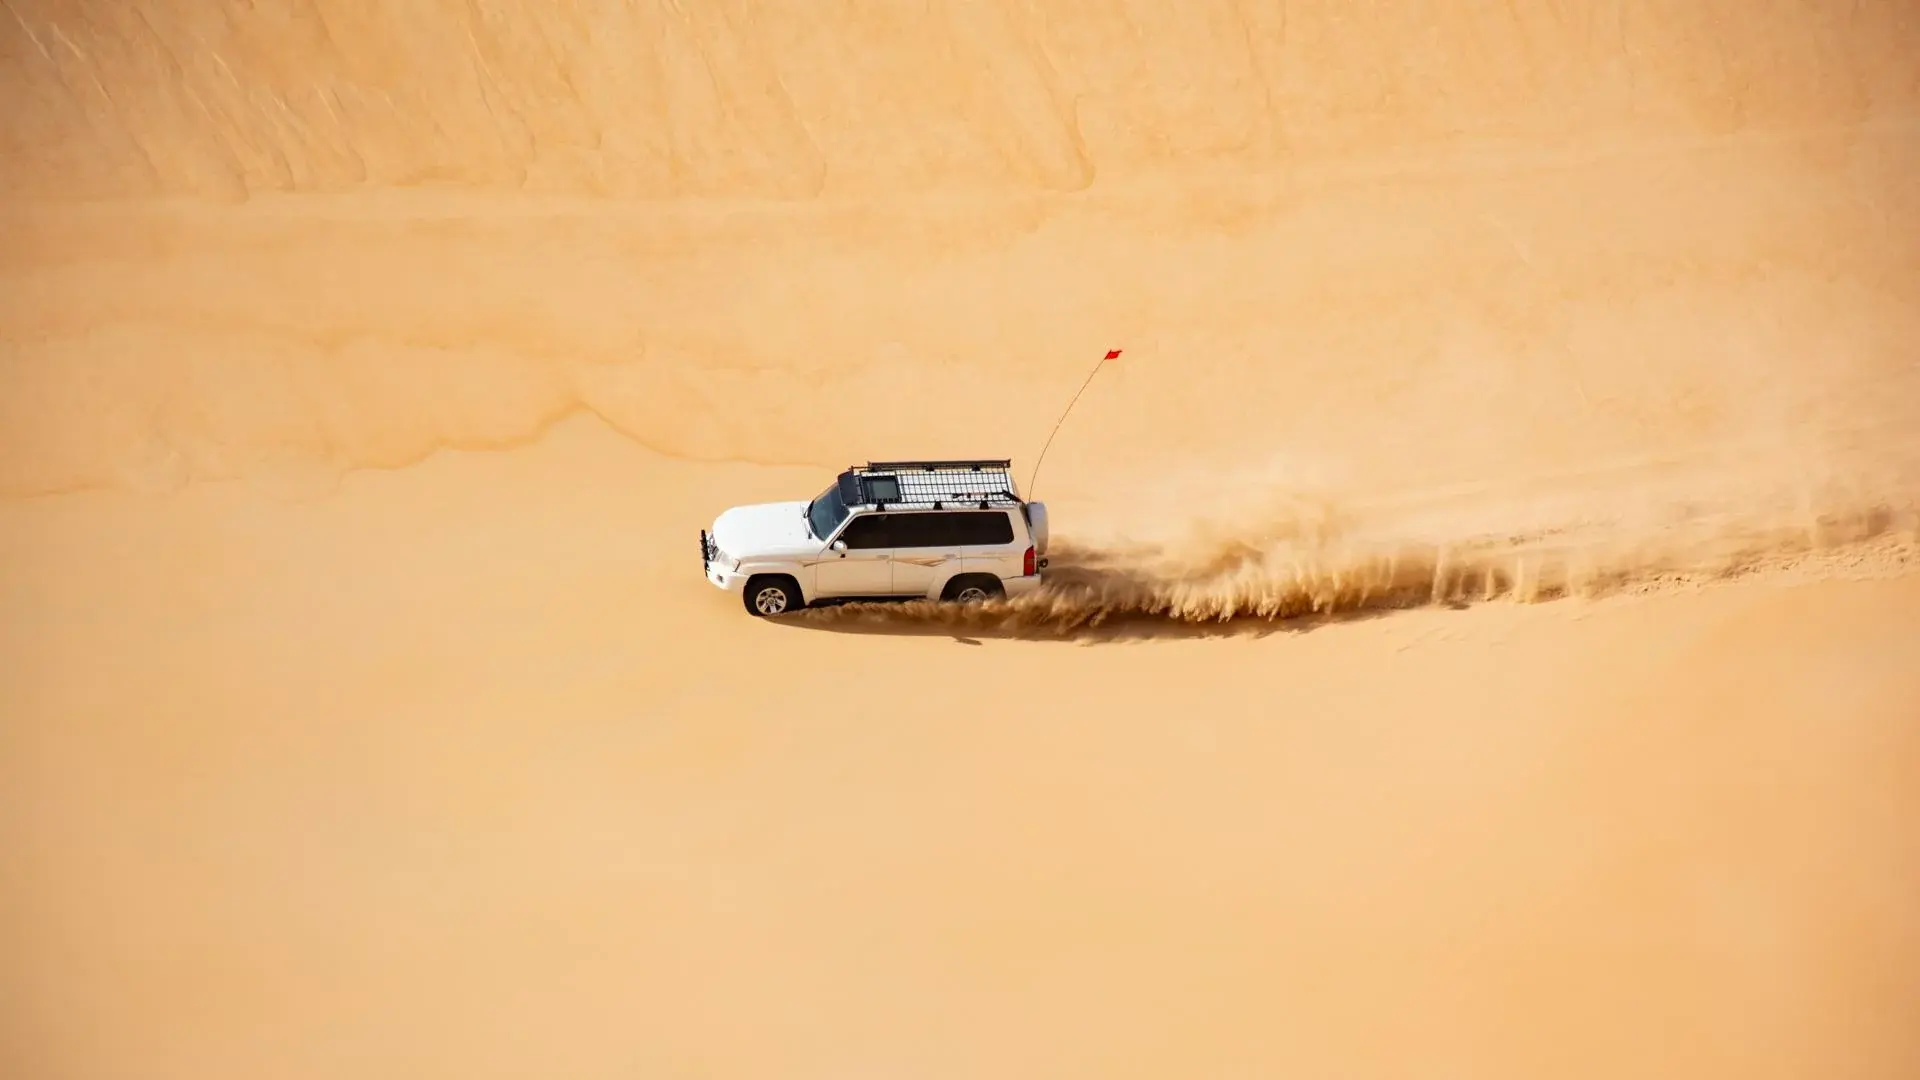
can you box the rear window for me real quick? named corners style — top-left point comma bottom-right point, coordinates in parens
top-left (956, 511), bottom-right (1015, 545)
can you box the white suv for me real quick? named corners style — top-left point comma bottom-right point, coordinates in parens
top-left (700, 459), bottom-right (1051, 617)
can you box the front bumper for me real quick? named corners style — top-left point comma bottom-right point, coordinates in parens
top-left (700, 529), bottom-right (747, 594)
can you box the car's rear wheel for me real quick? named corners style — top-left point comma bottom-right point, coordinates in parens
top-left (945, 575), bottom-right (1004, 604)
top-left (743, 575), bottom-right (801, 617)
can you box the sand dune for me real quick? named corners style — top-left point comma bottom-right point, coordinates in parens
top-left (4, 4), bottom-right (1919, 1079)
top-left (7, 1), bottom-right (1915, 202)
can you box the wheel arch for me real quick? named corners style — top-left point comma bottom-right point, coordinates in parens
top-left (940, 571), bottom-right (1005, 602)
top-left (741, 562), bottom-right (811, 604)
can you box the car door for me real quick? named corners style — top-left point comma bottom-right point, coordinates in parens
top-left (888, 512), bottom-right (964, 598)
top-left (815, 512), bottom-right (894, 596)
top-left (958, 509), bottom-right (1020, 579)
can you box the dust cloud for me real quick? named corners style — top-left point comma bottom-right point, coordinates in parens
top-left (5, 4), bottom-right (1920, 1080)
top-left (800, 463), bottom-right (1920, 636)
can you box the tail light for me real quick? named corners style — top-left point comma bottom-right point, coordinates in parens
top-left (1023, 545), bottom-right (1036, 576)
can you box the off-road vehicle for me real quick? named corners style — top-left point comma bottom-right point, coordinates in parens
top-left (700, 459), bottom-right (1050, 617)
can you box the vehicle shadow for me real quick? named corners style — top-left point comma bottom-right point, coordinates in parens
top-left (756, 524), bottom-right (1708, 643)
top-left (768, 598), bottom-right (1438, 644)
top-left (764, 546), bottom-right (1479, 644)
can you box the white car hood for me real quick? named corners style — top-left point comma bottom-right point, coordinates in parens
top-left (711, 500), bottom-right (818, 558)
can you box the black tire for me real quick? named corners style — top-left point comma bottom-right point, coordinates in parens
top-left (743, 575), bottom-right (802, 617)
top-left (944, 574), bottom-right (1004, 604)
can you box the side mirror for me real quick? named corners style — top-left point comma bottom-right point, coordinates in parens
top-left (831, 540), bottom-right (848, 554)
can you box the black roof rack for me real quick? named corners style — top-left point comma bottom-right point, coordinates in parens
top-left (839, 459), bottom-right (1023, 510)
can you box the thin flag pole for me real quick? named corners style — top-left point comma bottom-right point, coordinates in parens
top-left (1027, 349), bottom-right (1120, 500)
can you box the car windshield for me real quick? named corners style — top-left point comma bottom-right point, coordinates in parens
top-left (806, 482), bottom-right (850, 540)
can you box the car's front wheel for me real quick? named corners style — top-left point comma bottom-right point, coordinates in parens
top-left (743, 575), bottom-right (802, 617)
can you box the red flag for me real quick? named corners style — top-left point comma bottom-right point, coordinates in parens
top-left (1104, 349), bottom-right (1122, 360)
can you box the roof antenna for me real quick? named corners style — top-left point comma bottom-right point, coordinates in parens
top-left (1027, 348), bottom-right (1121, 500)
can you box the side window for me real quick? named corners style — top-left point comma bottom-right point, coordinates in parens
top-left (955, 511), bottom-right (1015, 545)
top-left (835, 513), bottom-right (892, 549)
top-left (890, 512), bottom-right (964, 548)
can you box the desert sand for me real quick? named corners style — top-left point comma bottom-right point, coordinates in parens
top-left (4, 3), bottom-right (1920, 1078)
